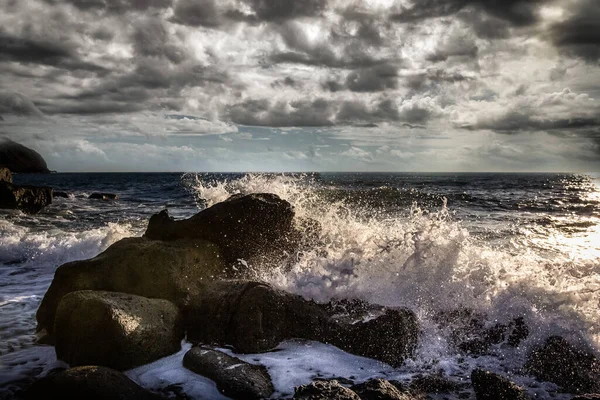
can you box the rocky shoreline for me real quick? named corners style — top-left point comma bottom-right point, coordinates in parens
top-left (9, 192), bottom-right (600, 399)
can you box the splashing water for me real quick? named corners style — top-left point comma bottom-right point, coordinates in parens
top-left (189, 173), bottom-right (600, 380)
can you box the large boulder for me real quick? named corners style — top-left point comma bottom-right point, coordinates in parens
top-left (0, 138), bottom-right (50, 173)
top-left (144, 193), bottom-right (297, 264)
top-left (0, 181), bottom-right (53, 214)
top-left (36, 237), bottom-right (225, 336)
top-left (0, 167), bottom-right (11, 182)
top-left (23, 366), bottom-right (164, 400)
top-left (54, 290), bottom-right (183, 371)
top-left (294, 380), bottom-right (360, 400)
top-left (184, 281), bottom-right (419, 366)
top-left (183, 347), bottom-right (274, 399)
top-left (471, 369), bottom-right (530, 400)
top-left (524, 336), bottom-right (600, 394)
top-left (351, 379), bottom-right (419, 400)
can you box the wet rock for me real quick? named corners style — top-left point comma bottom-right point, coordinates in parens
top-left (351, 378), bottom-right (417, 399)
top-left (0, 181), bottom-right (53, 214)
top-left (22, 366), bottom-right (164, 400)
top-left (184, 280), bottom-right (419, 366)
top-left (36, 237), bottom-right (224, 335)
top-left (144, 193), bottom-right (297, 264)
top-left (294, 380), bottom-right (360, 400)
top-left (183, 347), bottom-right (273, 400)
top-left (0, 167), bottom-right (11, 182)
top-left (0, 138), bottom-right (50, 173)
top-left (524, 336), bottom-right (600, 394)
top-left (89, 192), bottom-right (118, 200)
top-left (409, 374), bottom-right (462, 394)
top-left (54, 290), bottom-right (183, 371)
top-left (471, 369), bottom-right (530, 400)
top-left (53, 191), bottom-right (70, 198)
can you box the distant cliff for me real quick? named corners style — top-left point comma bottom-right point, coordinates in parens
top-left (0, 138), bottom-right (50, 173)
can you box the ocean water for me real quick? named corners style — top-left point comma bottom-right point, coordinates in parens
top-left (1, 172), bottom-right (599, 399)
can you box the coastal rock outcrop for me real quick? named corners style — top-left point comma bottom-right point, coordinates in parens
top-left (54, 290), bottom-right (183, 370)
top-left (0, 166), bottom-right (11, 182)
top-left (36, 237), bottom-right (225, 336)
top-left (0, 138), bottom-right (50, 173)
top-left (23, 366), bottom-right (164, 400)
top-left (183, 347), bottom-right (274, 399)
top-left (294, 380), bottom-right (360, 400)
top-left (184, 280), bottom-right (419, 366)
top-left (524, 336), bottom-right (600, 394)
top-left (0, 181), bottom-right (53, 214)
top-left (144, 193), bottom-right (297, 264)
top-left (351, 378), bottom-right (420, 399)
top-left (471, 369), bottom-right (530, 400)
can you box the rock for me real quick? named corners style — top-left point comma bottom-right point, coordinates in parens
top-left (572, 395), bottom-right (600, 400)
top-left (0, 181), bottom-right (53, 214)
top-left (53, 191), bottom-right (70, 198)
top-left (0, 138), bottom-right (50, 173)
top-left (36, 237), bottom-right (225, 336)
top-left (89, 192), bottom-right (118, 200)
top-left (22, 366), bottom-right (164, 400)
top-left (54, 290), bottom-right (183, 371)
top-left (409, 374), bottom-right (462, 394)
top-left (183, 347), bottom-right (274, 400)
top-left (184, 280), bottom-right (419, 366)
top-left (471, 369), bottom-right (530, 400)
top-left (351, 378), bottom-right (417, 399)
top-left (0, 167), bottom-right (11, 182)
top-left (294, 380), bottom-right (360, 400)
top-left (144, 193), bottom-right (297, 264)
top-left (524, 336), bottom-right (600, 394)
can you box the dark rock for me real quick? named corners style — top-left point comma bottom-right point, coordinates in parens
top-left (36, 237), bottom-right (225, 336)
top-left (572, 395), bottom-right (600, 400)
top-left (471, 369), bottom-right (530, 400)
top-left (351, 378), bottom-right (417, 399)
top-left (0, 181), bottom-right (52, 214)
top-left (0, 167), bottom-right (11, 182)
top-left (183, 347), bottom-right (273, 400)
top-left (524, 336), bottom-right (600, 394)
top-left (53, 191), bottom-right (70, 198)
top-left (0, 138), bottom-right (50, 173)
top-left (89, 192), bottom-right (118, 200)
top-left (294, 380), bottom-right (360, 400)
top-left (22, 366), bottom-right (164, 400)
top-left (144, 193), bottom-right (297, 264)
top-left (184, 280), bottom-right (419, 366)
top-left (409, 374), bottom-right (462, 394)
top-left (54, 290), bottom-right (183, 371)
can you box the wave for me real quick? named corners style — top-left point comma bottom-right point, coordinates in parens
top-left (189, 173), bottom-right (600, 366)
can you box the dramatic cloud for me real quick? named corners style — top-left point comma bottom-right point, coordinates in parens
top-left (0, 0), bottom-right (599, 171)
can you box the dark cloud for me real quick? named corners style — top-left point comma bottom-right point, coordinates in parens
top-left (323, 64), bottom-right (399, 92)
top-left (391, 0), bottom-right (548, 28)
top-left (132, 18), bottom-right (187, 64)
top-left (461, 110), bottom-right (600, 133)
top-left (405, 69), bottom-right (474, 91)
top-left (271, 77), bottom-right (302, 89)
top-left (170, 0), bottom-right (222, 27)
top-left (228, 98), bottom-right (335, 127)
top-left (548, 0), bottom-right (600, 63)
top-left (245, 0), bottom-right (327, 22)
top-left (0, 92), bottom-right (45, 117)
top-left (38, 100), bottom-right (145, 115)
top-left (337, 99), bottom-right (400, 124)
top-left (426, 32), bottom-right (478, 62)
top-left (43, 0), bottom-right (173, 13)
top-left (0, 31), bottom-right (106, 72)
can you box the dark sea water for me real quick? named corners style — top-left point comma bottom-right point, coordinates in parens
top-left (1, 172), bottom-right (599, 399)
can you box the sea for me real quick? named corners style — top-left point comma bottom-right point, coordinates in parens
top-left (1, 172), bottom-right (599, 399)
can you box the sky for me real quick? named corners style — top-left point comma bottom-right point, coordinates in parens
top-left (0, 0), bottom-right (599, 172)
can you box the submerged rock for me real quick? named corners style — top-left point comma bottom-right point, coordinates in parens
top-left (36, 237), bottom-right (225, 336)
top-left (524, 336), bottom-right (600, 394)
top-left (54, 290), bottom-right (183, 371)
top-left (89, 192), bottom-right (118, 200)
top-left (184, 280), bottom-right (419, 366)
top-left (471, 369), bottom-right (530, 400)
top-left (183, 347), bottom-right (274, 400)
top-left (0, 138), bottom-right (50, 173)
top-left (0, 181), bottom-right (53, 214)
top-left (294, 380), bottom-right (360, 400)
top-left (0, 167), bottom-right (11, 182)
top-left (23, 366), bottom-right (164, 400)
top-left (144, 193), bottom-right (297, 264)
